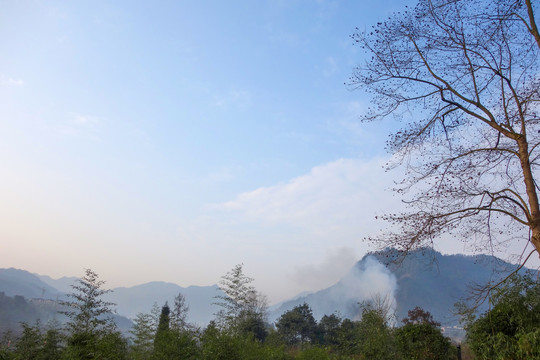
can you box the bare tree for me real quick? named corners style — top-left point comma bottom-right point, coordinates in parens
top-left (358, 293), bottom-right (396, 325)
top-left (350, 0), bottom-right (540, 271)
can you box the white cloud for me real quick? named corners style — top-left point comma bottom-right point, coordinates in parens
top-left (213, 157), bottom-right (401, 238)
top-left (200, 157), bottom-right (405, 302)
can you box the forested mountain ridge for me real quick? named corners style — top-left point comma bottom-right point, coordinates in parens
top-left (0, 268), bottom-right (65, 300)
top-left (0, 268), bottom-right (224, 328)
top-left (372, 248), bottom-right (521, 325)
top-left (269, 248), bottom-right (529, 326)
top-left (1, 248), bottom-right (531, 330)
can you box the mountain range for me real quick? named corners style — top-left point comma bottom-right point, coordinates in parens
top-left (269, 248), bottom-right (523, 326)
top-left (0, 248), bottom-right (530, 335)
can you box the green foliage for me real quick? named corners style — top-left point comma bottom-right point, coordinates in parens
top-left (152, 329), bottom-right (200, 360)
top-left (275, 303), bottom-right (318, 345)
top-left (61, 268), bottom-right (128, 359)
top-left (129, 312), bottom-right (155, 360)
top-left (396, 306), bottom-right (452, 360)
top-left (236, 310), bottom-right (268, 342)
top-left (155, 303), bottom-right (171, 338)
top-left (214, 264), bottom-right (268, 340)
top-left (201, 323), bottom-right (288, 360)
top-left (355, 308), bottom-right (396, 360)
top-left (317, 314), bottom-right (342, 346)
top-left (131, 300), bottom-right (200, 360)
top-left (395, 323), bottom-right (452, 360)
top-left (294, 346), bottom-right (331, 360)
top-left (201, 323), bottom-right (242, 360)
top-left (333, 319), bottom-right (359, 356)
top-left (94, 331), bottom-right (129, 360)
top-left (466, 273), bottom-right (540, 360)
top-left (12, 322), bottom-right (42, 360)
top-left (40, 325), bottom-right (64, 360)
top-left (5, 321), bottom-right (64, 360)
top-left (61, 329), bottom-right (128, 360)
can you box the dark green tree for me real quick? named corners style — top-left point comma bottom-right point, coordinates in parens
top-left (334, 319), bottom-right (360, 356)
top-left (152, 302), bottom-right (170, 358)
top-left (151, 302), bottom-right (199, 360)
top-left (200, 321), bottom-right (241, 360)
top-left (152, 330), bottom-right (199, 360)
top-left (155, 303), bottom-right (170, 336)
top-left (275, 303), bottom-right (318, 345)
top-left (396, 307), bottom-right (452, 360)
top-left (317, 313), bottom-right (342, 346)
top-left (355, 308), bottom-right (397, 360)
top-left (94, 331), bottom-right (128, 360)
top-left (200, 321), bottom-right (286, 360)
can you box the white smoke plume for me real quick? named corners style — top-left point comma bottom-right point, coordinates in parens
top-left (331, 256), bottom-right (398, 321)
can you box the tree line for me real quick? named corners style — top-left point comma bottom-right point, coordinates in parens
top-left (1, 265), bottom-right (538, 359)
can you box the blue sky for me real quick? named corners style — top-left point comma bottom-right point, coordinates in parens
top-left (3, 0), bottom-right (525, 304)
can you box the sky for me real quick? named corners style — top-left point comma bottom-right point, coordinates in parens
top-left (1, 0), bottom-right (535, 305)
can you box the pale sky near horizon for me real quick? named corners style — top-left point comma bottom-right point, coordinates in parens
top-left (1, 0), bottom-right (536, 304)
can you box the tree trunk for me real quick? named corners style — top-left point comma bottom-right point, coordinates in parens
top-left (517, 137), bottom-right (540, 257)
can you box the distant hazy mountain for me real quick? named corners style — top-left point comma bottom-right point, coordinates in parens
top-left (1, 268), bottom-right (224, 327)
top-left (372, 248), bottom-right (518, 325)
top-left (0, 269), bottom-right (133, 335)
top-left (1, 249), bottom-right (530, 331)
top-left (270, 248), bottom-right (525, 326)
top-left (37, 274), bottom-right (79, 294)
top-left (106, 282), bottom-right (224, 326)
top-left (0, 268), bottom-right (65, 300)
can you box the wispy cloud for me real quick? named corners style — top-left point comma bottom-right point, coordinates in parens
top-left (1, 74), bottom-right (25, 87)
top-left (212, 157), bottom-right (402, 238)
